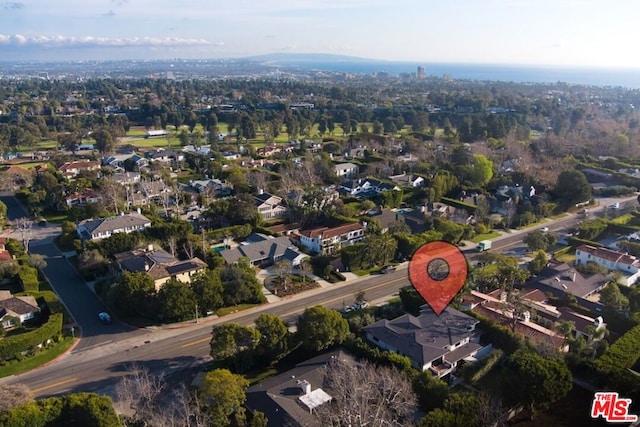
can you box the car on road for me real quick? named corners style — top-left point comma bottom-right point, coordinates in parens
top-left (608, 202), bottom-right (620, 209)
top-left (380, 265), bottom-right (397, 274)
top-left (539, 227), bottom-right (549, 233)
top-left (98, 312), bottom-right (112, 325)
top-left (355, 301), bottom-right (369, 309)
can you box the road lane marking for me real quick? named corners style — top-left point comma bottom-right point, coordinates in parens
top-left (32, 377), bottom-right (77, 393)
top-left (179, 276), bottom-right (407, 349)
top-left (181, 337), bottom-right (210, 348)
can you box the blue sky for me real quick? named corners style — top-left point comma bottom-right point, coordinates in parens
top-left (0, 0), bottom-right (638, 68)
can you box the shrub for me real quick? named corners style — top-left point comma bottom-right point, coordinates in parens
top-left (17, 265), bottom-right (39, 292)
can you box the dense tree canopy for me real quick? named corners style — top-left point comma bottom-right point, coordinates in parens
top-left (296, 305), bottom-right (350, 351)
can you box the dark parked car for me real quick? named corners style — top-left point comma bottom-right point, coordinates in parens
top-left (380, 265), bottom-right (397, 274)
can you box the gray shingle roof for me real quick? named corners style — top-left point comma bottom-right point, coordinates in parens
top-left (78, 213), bottom-right (151, 235)
top-left (220, 236), bottom-right (303, 264)
top-left (364, 305), bottom-right (478, 367)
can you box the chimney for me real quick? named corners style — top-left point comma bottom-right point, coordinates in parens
top-left (298, 380), bottom-right (311, 395)
top-left (572, 272), bottom-right (576, 282)
top-left (144, 262), bottom-right (150, 271)
top-left (522, 311), bottom-right (530, 322)
top-left (259, 188), bottom-right (264, 195)
top-left (137, 207), bottom-right (142, 215)
top-left (147, 244), bottom-right (154, 252)
top-left (500, 292), bottom-right (507, 302)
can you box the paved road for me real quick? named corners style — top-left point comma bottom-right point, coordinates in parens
top-left (0, 194), bottom-right (143, 351)
top-left (2, 269), bottom-right (411, 398)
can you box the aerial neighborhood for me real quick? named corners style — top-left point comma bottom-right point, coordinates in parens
top-left (1, 61), bottom-right (640, 426)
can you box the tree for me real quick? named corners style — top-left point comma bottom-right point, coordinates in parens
top-left (528, 250), bottom-right (548, 275)
top-left (92, 127), bottom-right (116, 154)
top-left (220, 261), bottom-right (265, 306)
top-left (199, 369), bottom-right (249, 427)
top-left (296, 305), bottom-right (350, 351)
top-left (468, 154), bottom-right (494, 186)
top-left (412, 371), bottom-right (448, 412)
top-left (524, 230), bottom-right (556, 251)
top-left (210, 323), bottom-right (261, 372)
top-left (157, 278), bottom-right (197, 322)
top-left (0, 383), bottom-right (33, 412)
top-left (316, 357), bottom-right (417, 427)
top-left (107, 272), bottom-right (157, 318)
top-left (254, 313), bottom-right (289, 364)
top-left (503, 349), bottom-right (572, 414)
top-left (600, 282), bottom-right (629, 312)
top-left (191, 269), bottom-right (224, 315)
top-left (0, 200), bottom-right (6, 228)
top-left (554, 170), bottom-right (591, 206)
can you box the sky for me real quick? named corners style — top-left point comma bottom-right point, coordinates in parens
top-left (0, 0), bottom-right (639, 68)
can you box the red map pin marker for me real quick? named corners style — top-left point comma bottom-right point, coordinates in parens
top-left (408, 241), bottom-right (468, 315)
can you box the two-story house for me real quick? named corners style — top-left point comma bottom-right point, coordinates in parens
top-left (389, 173), bottom-right (425, 188)
top-left (334, 162), bottom-right (359, 178)
top-left (298, 222), bottom-right (366, 255)
top-left (77, 212), bottom-right (152, 241)
top-left (575, 244), bottom-right (640, 286)
top-left (364, 305), bottom-right (484, 378)
top-left (254, 191), bottom-right (289, 220)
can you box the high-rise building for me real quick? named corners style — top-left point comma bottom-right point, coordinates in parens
top-left (417, 66), bottom-right (425, 80)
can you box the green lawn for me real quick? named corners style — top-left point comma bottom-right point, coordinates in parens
top-left (471, 231), bottom-right (500, 242)
top-left (0, 336), bottom-right (76, 378)
top-left (216, 303), bottom-right (261, 317)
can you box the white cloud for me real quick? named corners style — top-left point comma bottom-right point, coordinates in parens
top-left (0, 34), bottom-right (215, 48)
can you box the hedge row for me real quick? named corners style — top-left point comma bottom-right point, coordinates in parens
top-left (17, 265), bottom-right (39, 292)
top-left (567, 236), bottom-right (604, 248)
top-left (345, 336), bottom-right (413, 373)
top-left (464, 348), bottom-right (504, 384)
top-left (440, 196), bottom-right (477, 214)
top-left (592, 324), bottom-right (640, 375)
top-left (0, 313), bottom-right (63, 360)
top-left (606, 223), bottom-right (640, 235)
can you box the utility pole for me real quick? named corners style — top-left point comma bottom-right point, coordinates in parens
top-left (195, 303), bottom-right (199, 324)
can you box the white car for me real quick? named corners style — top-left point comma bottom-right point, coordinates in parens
top-left (608, 202), bottom-right (620, 209)
top-left (539, 227), bottom-right (549, 233)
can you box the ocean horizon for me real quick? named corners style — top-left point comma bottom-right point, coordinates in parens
top-left (289, 60), bottom-right (640, 89)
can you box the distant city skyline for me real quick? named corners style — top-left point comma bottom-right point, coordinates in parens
top-left (1, 0), bottom-right (639, 69)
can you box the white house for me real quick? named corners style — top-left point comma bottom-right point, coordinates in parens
top-left (334, 162), bottom-right (359, 178)
top-left (389, 173), bottom-right (425, 188)
top-left (254, 192), bottom-right (289, 220)
top-left (0, 291), bottom-right (40, 329)
top-left (575, 244), bottom-right (640, 286)
top-left (77, 212), bottom-right (152, 241)
top-left (298, 222), bottom-right (365, 255)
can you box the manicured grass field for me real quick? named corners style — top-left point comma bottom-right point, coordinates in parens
top-left (216, 303), bottom-right (261, 317)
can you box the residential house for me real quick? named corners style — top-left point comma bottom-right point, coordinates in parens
top-left (463, 289), bottom-right (567, 352)
top-left (491, 184), bottom-right (536, 215)
top-left (113, 244), bottom-right (207, 290)
top-left (524, 262), bottom-right (607, 306)
top-left (298, 222), bottom-right (366, 255)
top-left (77, 212), bottom-right (152, 241)
top-left (0, 290), bottom-right (40, 329)
top-left (182, 145), bottom-right (211, 157)
top-left (64, 189), bottom-right (102, 208)
top-left (343, 146), bottom-right (367, 160)
top-left (245, 349), bottom-right (356, 427)
top-left (219, 233), bottom-right (307, 267)
top-left (0, 238), bottom-right (13, 263)
top-left (102, 153), bottom-right (149, 170)
top-left (254, 192), bottom-right (289, 220)
top-left (364, 305), bottom-right (484, 378)
top-left (145, 149), bottom-right (184, 164)
top-left (575, 244), bottom-right (640, 286)
top-left (189, 178), bottom-right (233, 198)
top-left (111, 171), bottom-right (141, 186)
top-left (389, 173), bottom-right (425, 188)
top-left (367, 208), bottom-right (425, 235)
top-left (338, 178), bottom-right (401, 198)
top-left (58, 160), bottom-right (101, 178)
top-left (334, 162), bottom-right (359, 178)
